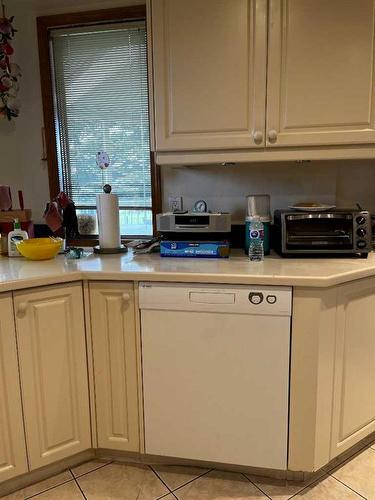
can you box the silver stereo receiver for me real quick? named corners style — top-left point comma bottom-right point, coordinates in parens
top-left (157, 212), bottom-right (231, 233)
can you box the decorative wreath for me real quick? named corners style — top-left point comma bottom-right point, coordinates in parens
top-left (0, 3), bottom-right (21, 120)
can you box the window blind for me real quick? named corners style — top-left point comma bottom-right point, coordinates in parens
top-left (50, 22), bottom-right (152, 235)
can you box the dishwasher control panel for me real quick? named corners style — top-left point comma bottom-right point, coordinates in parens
top-left (139, 283), bottom-right (292, 316)
top-left (248, 292), bottom-right (278, 305)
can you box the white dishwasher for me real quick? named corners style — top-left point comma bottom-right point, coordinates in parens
top-left (139, 282), bottom-right (292, 470)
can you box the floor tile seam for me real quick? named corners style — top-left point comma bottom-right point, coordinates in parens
top-left (324, 443), bottom-right (374, 474)
top-left (71, 460), bottom-right (114, 479)
top-left (328, 473), bottom-right (368, 499)
top-left (24, 476), bottom-right (75, 499)
top-left (149, 465), bottom-right (175, 495)
top-left (167, 468), bottom-right (214, 494)
top-left (240, 472), bottom-right (272, 499)
top-left (287, 473), bottom-right (367, 500)
top-left (73, 477), bottom-right (88, 500)
top-left (287, 474), bottom-right (329, 500)
top-left (157, 492), bottom-right (179, 500)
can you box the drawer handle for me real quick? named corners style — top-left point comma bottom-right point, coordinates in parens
top-left (122, 293), bottom-right (131, 304)
top-left (252, 130), bottom-right (263, 145)
top-left (17, 302), bottom-right (28, 318)
top-left (268, 129), bottom-right (278, 143)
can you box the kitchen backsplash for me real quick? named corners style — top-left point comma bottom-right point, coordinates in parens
top-left (162, 160), bottom-right (375, 223)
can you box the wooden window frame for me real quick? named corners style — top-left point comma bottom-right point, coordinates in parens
top-left (37, 6), bottom-right (161, 244)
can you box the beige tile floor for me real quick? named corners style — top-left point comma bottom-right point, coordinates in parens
top-left (3, 444), bottom-right (375, 500)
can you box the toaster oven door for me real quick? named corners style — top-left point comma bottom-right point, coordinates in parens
top-left (284, 213), bottom-right (353, 250)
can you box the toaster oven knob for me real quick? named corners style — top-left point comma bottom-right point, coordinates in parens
top-left (357, 228), bottom-right (367, 238)
top-left (357, 240), bottom-right (367, 249)
top-left (356, 215), bottom-right (366, 225)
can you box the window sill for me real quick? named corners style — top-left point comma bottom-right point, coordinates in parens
top-left (68, 236), bottom-right (151, 247)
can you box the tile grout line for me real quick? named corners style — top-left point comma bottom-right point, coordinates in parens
top-left (241, 473), bottom-right (272, 499)
top-left (324, 443), bottom-right (375, 475)
top-left (288, 479), bottom-right (319, 500)
top-left (73, 475), bottom-right (88, 500)
top-left (25, 481), bottom-right (74, 498)
top-left (328, 474), bottom-right (368, 499)
top-left (155, 491), bottom-right (179, 500)
top-left (149, 465), bottom-right (175, 496)
top-left (24, 472), bottom-right (75, 499)
top-left (169, 468), bottom-right (214, 494)
top-left (286, 473), bottom-right (367, 500)
top-left (70, 460), bottom-right (114, 480)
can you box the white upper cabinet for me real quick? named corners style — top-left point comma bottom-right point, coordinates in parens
top-left (150, 0), bottom-right (375, 159)
top-left (151, 0), bottom-right (268, 151)
top-left (14, 283), bottom-right (91, 470)
top-left (0, 294), bottom-right (28, 482)
top-left (266, 0), bottom-right (375, 147)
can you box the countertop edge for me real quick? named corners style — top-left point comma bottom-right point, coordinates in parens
top-left (2, 267), bottom-right (375, 293)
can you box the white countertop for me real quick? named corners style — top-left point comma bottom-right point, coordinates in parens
top-left (2, 249), bottom-right (375, 292)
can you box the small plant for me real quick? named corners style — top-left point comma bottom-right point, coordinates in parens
top-left (77, 213), bottom-right (97, 235)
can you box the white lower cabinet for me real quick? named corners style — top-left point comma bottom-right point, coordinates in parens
top-left (0, 294), bottom-right (28, 482)
top-left (5, 275), bottom-right (375, 483)
top-left (89, 282), bottom-right (140, 452)
top-left (331, 278), bottom-right (375, 458)
top-left (14, 283), bottom-right (91, 470)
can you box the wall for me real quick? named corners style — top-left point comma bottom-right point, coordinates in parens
top-left (0, 0), bottom-right (144, 223)
top-left (0, 1), bottom-right (49, 222)
top-left (1, 0), bottom-right (374, 225)
top-left (162, 160), bottom-right (375, 222)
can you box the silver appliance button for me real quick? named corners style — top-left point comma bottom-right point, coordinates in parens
top-left (266, 295), bottom-right (277, 304)
top-left (248, 292), bottom-right (264, 305)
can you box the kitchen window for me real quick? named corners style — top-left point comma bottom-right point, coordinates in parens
top-left (38, 7), bottom-right (160, 239)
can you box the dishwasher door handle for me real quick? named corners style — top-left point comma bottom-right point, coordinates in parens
top-left (189, 292), bottom-right (235, 305)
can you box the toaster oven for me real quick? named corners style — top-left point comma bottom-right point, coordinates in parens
top-left (274, 209), bottom-right (372, 257)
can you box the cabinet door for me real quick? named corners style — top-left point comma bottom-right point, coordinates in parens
top-left (151, 0), bottom-right (267, 151)
top-left (89, 282), bottom-right (140, 452)
top-left (267, 0), bottom-right (375, 147)
top-left (0, 294), bottom-right (28, 482)
top-left (331, 278), bottom-right (375, 458)
top-left (14, 283), bottom-right (91, 470)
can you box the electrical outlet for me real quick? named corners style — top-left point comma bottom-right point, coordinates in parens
top-left (168, 196), bottom-right (183, 212)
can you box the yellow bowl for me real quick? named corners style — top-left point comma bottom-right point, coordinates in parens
top-left (16, 238), bottom-right (63, 261)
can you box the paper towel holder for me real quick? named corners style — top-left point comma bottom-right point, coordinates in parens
top-left (93, 245), bottom-right (127, 254)
top-left (94, 184), bottom-right (128, 255)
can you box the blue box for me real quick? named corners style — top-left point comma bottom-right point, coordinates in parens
top-left (160, 241), bottom-right (230, 258)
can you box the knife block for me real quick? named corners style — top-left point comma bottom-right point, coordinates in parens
top-left (0, 209), bottom-right (32, 223)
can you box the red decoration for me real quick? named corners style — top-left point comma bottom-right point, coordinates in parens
top-left (0, 2), bottom-right (21, 120)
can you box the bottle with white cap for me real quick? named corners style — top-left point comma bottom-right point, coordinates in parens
top-left (7, 219), bottom-right (29, 257)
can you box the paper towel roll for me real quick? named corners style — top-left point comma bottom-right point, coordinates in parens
top-left (96, 193), bottom-right (121, 249)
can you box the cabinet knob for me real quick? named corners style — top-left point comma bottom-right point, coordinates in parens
top-left (17, 302), bottom-right (28, 318)
top-left (268, 129), bottom-right (278, 143)
top-left (122, 293), bottom-right (131, 304)
top-left (252, 130), bottom-right (263, 145)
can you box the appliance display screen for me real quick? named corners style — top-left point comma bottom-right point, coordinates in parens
top-left (175, 215), bottom-right (210, 225)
